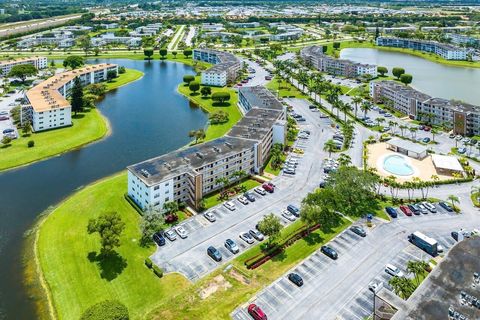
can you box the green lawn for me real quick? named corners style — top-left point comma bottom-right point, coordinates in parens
top-left (177, 76), bottom-right (241, 141)
top-left (36, 172), bottom-right (190, 320)
top-left (0, 68), bottom-right (143, 171)
top-left (264, 153), bottom-right (286, 175)
top-left (266, 76), bottom-right (307, 98)
top-left (202, 179), bottom-right (261, 210)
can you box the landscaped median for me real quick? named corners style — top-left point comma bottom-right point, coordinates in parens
top-left (0, 68), bottom-right (143, 171)
top-left (177, 75), bottom-right (241, 141)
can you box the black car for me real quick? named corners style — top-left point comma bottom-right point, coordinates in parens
top-left (321, 245), bottom-right (338, 260)
top-left (287, 204), bottom-right (300, 217)
top-left (288, 273), bottom-right (304, 287)
top-left (244, 192), bottom-right (256, 202)
top-left (152, 232), bottom-right (166, 246)
top-left (350, 226), bottom-right (366, 237)
top-left (407, 204), bottom-right (421, 215)
top-left (451, 231), bottom-right (459, 241)
top-left (207, 246), bottom-right (222, 262)
top-left (439, 201), bottom-right (453, 212)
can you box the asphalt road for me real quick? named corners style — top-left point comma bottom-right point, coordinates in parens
top-left (150, 99), bottom-right (336, 280)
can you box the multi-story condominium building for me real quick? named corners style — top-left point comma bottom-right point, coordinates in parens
top-left (230, 22), bottom-right (260, 28)
top-left (0, 56), bottom-right (47, 76)
top-left (270, 31), bottom-right (303, 41)
top-left (300, 46), bottom-right (377, 78)
top-left (376, 37), bottom-right (467, 60)
top-left (17, 31), bottom-right (76, 49)
top-left (445, 33), bottom-right (479, 47)
top-left (130, 23), bottom-right (163, 37)
top-left (193, 49), bottom-right (241, 87)
top-left (23, 63), bottom-right (118, 132)
top-left (91, 33), bottom-right (142, 47)
top-left (127, 86), bottom-right (286, 211)
top-left (370, 81), bottom-right (480, 136)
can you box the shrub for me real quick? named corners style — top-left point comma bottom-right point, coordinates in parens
top-left (211, 91), bottom-right (231, 104)
top-left (27, 140), bottom-right (35, 148)
top-left (183, 75), bottom-right (195, 85)
top-left (153, 265), bottom-right (163, 278)
top-left (118, 66), bottom-right (126, 74)
top-left (145, 258), bottom-right (153, 269)
top-left (80, 300), bottom-right (129, 320)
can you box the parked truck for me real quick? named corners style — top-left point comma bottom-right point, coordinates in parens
top-left (408, 231), bottom-right (438, 256)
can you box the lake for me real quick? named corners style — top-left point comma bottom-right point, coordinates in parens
top-left (0, 59), bottom-right (208, 319)
top-left (340, 48), bottom-right (480, 105)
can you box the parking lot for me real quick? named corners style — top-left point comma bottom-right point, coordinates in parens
top-left (231, 201), bottom-right (466, 320)
top-left (0, 90), bottom-right (23, 139)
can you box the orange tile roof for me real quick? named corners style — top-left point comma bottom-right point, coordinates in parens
top-left (26, 63), bottom-right (117, 112)
top-left (0, 56), bottom-right (45, 67)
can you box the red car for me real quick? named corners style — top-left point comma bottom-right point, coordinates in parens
top-left (400, 205), bottom-right (413, 216)
top-left (424, 126), bottom-right (431, 131)
top-left (262, 183), bottom-right (274, 193)
top-left (248, 304), bottom-right (267, 320)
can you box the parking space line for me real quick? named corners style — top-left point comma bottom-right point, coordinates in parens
top-left (339, 307), bottom-right (363, 320)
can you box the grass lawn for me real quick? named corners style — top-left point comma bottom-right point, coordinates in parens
top-left (177, 76), bottom-right (241, 141)
top-left (264, 153), bottom-right (286, 176)
top-left (0, 68), bottom-right (143, 171)
top-left (202, 178), bottom-right (261, 210)
top-left (471, 192), bottom-right (480, 207)
top-left (266, 76), bottom-right (308, 99)
top-left (35, 172), bottom-right (190, 320)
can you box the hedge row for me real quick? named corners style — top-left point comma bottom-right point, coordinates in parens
top-left (123, 193), bottom-right (144, 215)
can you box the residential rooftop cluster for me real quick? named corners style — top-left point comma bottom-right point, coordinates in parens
top-left (193, 48), bottom-right (241, 87)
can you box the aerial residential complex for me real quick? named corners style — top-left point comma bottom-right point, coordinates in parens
top-left (0, 56), bottom-right (48, 75)
top-left (22, 63), bottom-right (118, 132)
top-left (300, 45), bottom-right (377, 78)
top-left (376, 37), bottom-right (468, 60)
top-left (370, 80), bottom-right (480, 136)
top-left (193, 48), bottom-right (241, 86)
top-left (127, 86), bottom-right (285, 211)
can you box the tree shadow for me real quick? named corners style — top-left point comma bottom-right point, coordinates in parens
top-left (271, 250), bottom-right (287, 262)
top-left (87, 251), bottom-right (127, 281)
top-left (0, 144), bottom-right (11, 149)
top-left (212, 102), bottom-right (231, 107)
top-left (72, 114), bottom-right (86, 119)
top-left (190, 92), bottom-right (200, 97)
top-left (304, 232), bottom-right (323, 246)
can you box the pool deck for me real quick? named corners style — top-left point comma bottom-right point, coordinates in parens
top-left (366, 142), bottom-right (451, 182)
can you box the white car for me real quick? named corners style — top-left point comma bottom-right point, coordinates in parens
top-left (254, 187), bottom-right (266, 196)
top-left (281, 209), bottom-right (296, 222)
top-left (237, 195), bottom-right (249, 205)
top-left (368, 281), bottom-right (380, 293)
top-left (174, 225), bottom-right (188, 239)
top-left (385, 264), bottom-right (404, 277)
top-left (203, 210), bottom-right (216, 222)
top-left (164, 229), bottom-right (177, 241)
top-left (422, 202), bottom-right (437, 213)
top-left (239, 232), bottom-right (255, 244)
top-left (224, 201), bottom-right (236, 211)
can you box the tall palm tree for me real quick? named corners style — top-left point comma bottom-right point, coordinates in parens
top-left (360, 100), bottom-right (372, 118)
top-left (447, 195), bottom-right (459, 210)
top-left (323, 139), bottom-right (337, 157)
top-left (339, 102), bottom-right (351, 123)
top-left (407, 260), bottom-right (428, 286)
top-left (388, 120), bottom-right (397, 134)
top-left (338, 153), bottom-right (351, 167)
top-left (409, 127), bottom-right (418, 139)
top-left (399, 125), bottom-right (408, 137)
top-left (431, 128), bottom-right (439, 142)
top-left (351, 96), bottom-right (362, 118)
top-left (376, 117), bottom-right (385, 127)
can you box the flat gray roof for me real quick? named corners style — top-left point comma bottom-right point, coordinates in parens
top-left (387, 137), bottom-right (428, 154)
top-left (127, 136), bottom-right (256, 186)
top-left (376, 80), bottom-right (431, 102)
top-left (393, 237), bottom-right (480, 319)
top-left (239, 86), bottom-right (284, 111)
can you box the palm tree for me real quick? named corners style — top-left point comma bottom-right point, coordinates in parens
top-left (388, 121), bottom-right (397, 134)
top-left (399, 125), bottom-right (408, 137)
top-left (360, 100), bottom-right (372, 118)
top-left (323, 139), bottom-right (337, 157)
top-left (339, 102), bottom-right (351, 123)
top-left (376, 117), bottom-right (385, 127)
top-left (351, 96), bottom-right (362, 118)
top-left (447, 194), bottom-right (459, 210)
top-left (431, 128), bottom-right (439, 142)
top-left (409, 127), bottom-right (418, 139)
top-left (338, 153), bottom-right (351, 167)
top-left (407, 260), bottom-right (428, 286)
top-left (431, 175), bottom-right (440, 186)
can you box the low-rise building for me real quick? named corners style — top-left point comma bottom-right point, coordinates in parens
top-left (370, 80), bottom-right (480, 136)
top-left (301, 45), bottom-right (377, 78)
top-left (446, 33), bottom-right (480, 47)
top-left (91, 33), bottom-right (142, 47)
top-left (230, 22), bottom-right (260, 28)
top-left (0, 56), bottom-right (47, 76)
top-left (17, 30), bottom-right (76, 48)
top-left (201, 23), bottom-right (225, 32)
top-left (22, 63), bottom-right (118, 132)
top-left (127, 86), bottom-right (286, 211)
top-left (376, 37), bottom-right (467, 60)
top-left (193, 48), bottom-right (241, 87)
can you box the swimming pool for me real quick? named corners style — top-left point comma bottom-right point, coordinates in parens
top-left (383, 154), bottom-right (414, 176)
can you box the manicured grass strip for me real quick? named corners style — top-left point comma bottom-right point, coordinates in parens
top-left (0, 68), bottom-right (143, 171)
top-left (202, 179), bottom-right (261, 210)
top-left (36, 172), bottom-right (190, 320)
top-left (177, 76), bottom-right (241, 141)
top-left (266, 76), bottom-right (307, 98)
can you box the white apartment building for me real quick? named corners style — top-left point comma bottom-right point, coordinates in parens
top-left (127, 86), bottom-right (286, 211)
top-left (193, 49), bottom-right (241, 87)
top-left (0, 56), bottom-right (48, 76)
top-left (23, 63), bottom-right (118, 132)
top-left (376, 37), bottom-right (468, 60)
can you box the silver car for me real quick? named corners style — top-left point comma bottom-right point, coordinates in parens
top-left (203, 210), bottom-right (216, 222)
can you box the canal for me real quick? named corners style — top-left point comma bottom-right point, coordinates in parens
top-left (0, 59), bottom-right (208, 319)
top-left (340, 48), bottom-right (480, 105)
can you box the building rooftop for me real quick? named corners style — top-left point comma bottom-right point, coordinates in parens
top-left (195, 48), bottom-right (240, 74)
top-left (376, 80), bottom-right (432, 102)
top-left (424, 97), bottom-right (479, 114)
top-left (431, 154), bottom-right (464, 172)
top-left (26, 63), bottom-right (117, 112)
top-left (127, 136), bottom-right (256, 186)
top-left (227, 108), bottom-right (283, 141)
top-left (238, 86), bottom-right (284, 111)
top-left (387, 137), bottom-right (428, 155)
top-left (0, 56), bottom-right (45, 67)
top-left (393, 237), bottom-right (480, 319)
